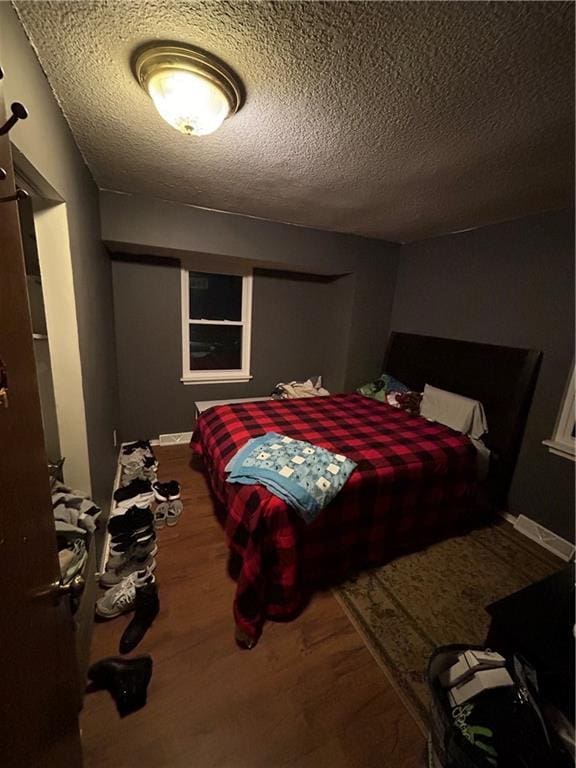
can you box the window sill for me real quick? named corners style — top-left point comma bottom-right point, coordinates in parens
top-left (542, 439), bottom-right (576, 462)
top-left (181, 375), bottom-right (253, 386)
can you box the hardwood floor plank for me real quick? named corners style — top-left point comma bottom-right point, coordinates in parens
top-left (81, 445), bottom-right (426, 768)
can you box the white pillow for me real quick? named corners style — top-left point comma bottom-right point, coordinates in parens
top-left (420, 384), bottom-right (488, 440)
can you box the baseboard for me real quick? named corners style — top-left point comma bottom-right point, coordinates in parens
top-left (499, 510), bottom-right (517, 526)
top-left (158, 431), bottom-right (193, 446)
top-left (501, 512), bottom-right (575, 561)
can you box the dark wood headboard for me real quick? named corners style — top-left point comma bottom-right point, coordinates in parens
top-left (383, 332), bottom-right (542, 510)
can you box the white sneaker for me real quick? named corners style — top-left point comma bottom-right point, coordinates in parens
top-left (95, 569), bottom-right (155, 619)
top-left (115, 492), bottom-right (155, 510)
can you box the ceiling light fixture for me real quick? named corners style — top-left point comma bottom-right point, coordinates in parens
top-left (133, 43), bottom-right (243, 137)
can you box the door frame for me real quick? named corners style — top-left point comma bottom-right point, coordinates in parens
top-left (15, 147), bottom-right (92, 494)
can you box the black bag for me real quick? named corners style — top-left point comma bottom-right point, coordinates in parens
top-left (427, 645), bottom-right (555, 768)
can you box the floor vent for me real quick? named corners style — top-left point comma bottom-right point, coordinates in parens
top-left (158, 431), bottom-right (193, 446)
top-left (514, 514), bottom-right (574, 561)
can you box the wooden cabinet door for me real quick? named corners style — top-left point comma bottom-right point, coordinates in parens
top-left (0, 84), bottom-right (83, 767)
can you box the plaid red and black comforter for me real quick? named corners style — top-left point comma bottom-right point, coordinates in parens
top-left (190, 394), bottom-right (477, 641)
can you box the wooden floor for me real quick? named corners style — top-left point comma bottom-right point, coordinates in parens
top-left (81, 445), bottom-right (426, 768)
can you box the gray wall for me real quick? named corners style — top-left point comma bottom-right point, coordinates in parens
top-left (100, 190), bottom-right (401, 393)
top-left (391, 209), bottom-right (575, 541)
top-left (0, 5), bottom-right (119, 505)
top-left (112, 257), bottom-right (354, 440)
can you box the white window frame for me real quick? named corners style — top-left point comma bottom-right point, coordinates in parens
top-left (180, 265), bottom-right (253, 385)
top-left (543, 363), bottom-right (575, 462)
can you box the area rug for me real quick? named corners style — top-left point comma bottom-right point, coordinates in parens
top-left (334, 520), bottom-right (561, 730)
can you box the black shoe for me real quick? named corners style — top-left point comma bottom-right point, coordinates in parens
top-left (110, 522), bottom-right (155, 545)
top-left (122, 440), bottom-right (152, 455)
top-left (87, 656), bottom-right (153, 717)
top-left (152, 480), bottom-right (181, 502)
top-left (110, 528), bottom-right (155, 553)
top-left (119, 583), bottom-right (160, 654)
top-left (108, 506), bottom-right (153, 536)
top-left (113, 479), bottom-right (152, 504)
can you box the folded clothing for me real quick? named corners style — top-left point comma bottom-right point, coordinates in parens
top-left (270, 375), bottom-right (330, 400)
top-left (52, 482), bottom-right (101, 534)
top-left (225, 432), bottom-right (356, 523)
top-left (55, 520), bottom-right (88, 538)
top-left (54, 502), bottom-right (98, 533)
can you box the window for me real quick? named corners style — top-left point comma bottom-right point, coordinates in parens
top-left (543, 364), bottom-right (575, 461)
top-left (181, 267), bottom-right (253, 383)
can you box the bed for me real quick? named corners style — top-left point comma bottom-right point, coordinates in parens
top-left (190, 334), bottom-right (542, 646)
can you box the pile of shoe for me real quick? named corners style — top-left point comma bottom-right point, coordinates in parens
top-left (120, 440), bottom-right (158, 486)
top-left (97, 439), bottom-right (161, 666)
top-left (105, 441), bottom-right (159, 588)
top-left (102, 506), bottom-right (156, 588)
top-left (152, 480), bottom-right (183, 528)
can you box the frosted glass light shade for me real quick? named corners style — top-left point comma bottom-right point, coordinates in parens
top-left (133, 43), bottom-right (243, 138)
top-left (147, 68), bottom-right (230, 136)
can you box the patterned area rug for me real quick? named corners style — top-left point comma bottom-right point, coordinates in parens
top-left (334, 520), bottom-right (561, 730)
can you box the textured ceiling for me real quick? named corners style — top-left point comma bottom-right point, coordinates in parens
top-left (15, 1), bottom-right (575, 242)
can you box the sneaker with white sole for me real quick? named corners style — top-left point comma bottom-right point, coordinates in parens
top-left (115, 493), bottom-right (154, 510)
top-left (152, 481), bottom-right (180, 502)
top-left (107, 541), bottom-right (158, 571)
top-left (166, 500), bottom-right (183, 527)
top-left (96, 569), bottom-right (155, 619)
top-left (153, 507), bottom-right (167, 529)
top-left (109, 528), bottom-right (155, 552)
top-left (100, 554), bottom-right (156, 589)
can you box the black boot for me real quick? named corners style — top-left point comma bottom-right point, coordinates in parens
top-left (87, 656), bottom-right (153, 717)
top-left (119, 583), bottom-right (160, 654)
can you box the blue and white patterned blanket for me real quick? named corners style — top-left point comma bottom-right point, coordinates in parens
top-left (225, 432), bottom-right (357, 523)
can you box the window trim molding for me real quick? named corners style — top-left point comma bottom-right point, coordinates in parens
top-left (180, 265), bottom-right (253, 384)
top-left (543, 363), bottom-right (575, 462)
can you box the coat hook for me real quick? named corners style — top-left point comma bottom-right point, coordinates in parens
top-left (0, 103), bottom-right (28, 136)
top-left (0, 188), bottom-right (29, 204)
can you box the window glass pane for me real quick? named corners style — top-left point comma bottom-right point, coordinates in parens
top-left (189, 324), bottom-right (242, 371)
top-left (189, 272), bottom-right (242, 321)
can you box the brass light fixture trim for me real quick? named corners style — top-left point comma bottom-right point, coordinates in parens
top-left (133, 42), bottom-right (244, 118)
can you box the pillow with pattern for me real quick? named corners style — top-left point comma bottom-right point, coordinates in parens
top-left (357, 373), bottom-right (409, 402)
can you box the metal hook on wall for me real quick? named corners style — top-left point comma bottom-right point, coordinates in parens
top-left (0, 103), bottom-right (28, 136)
top-left (0, 188), bottom-right (29, 205)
